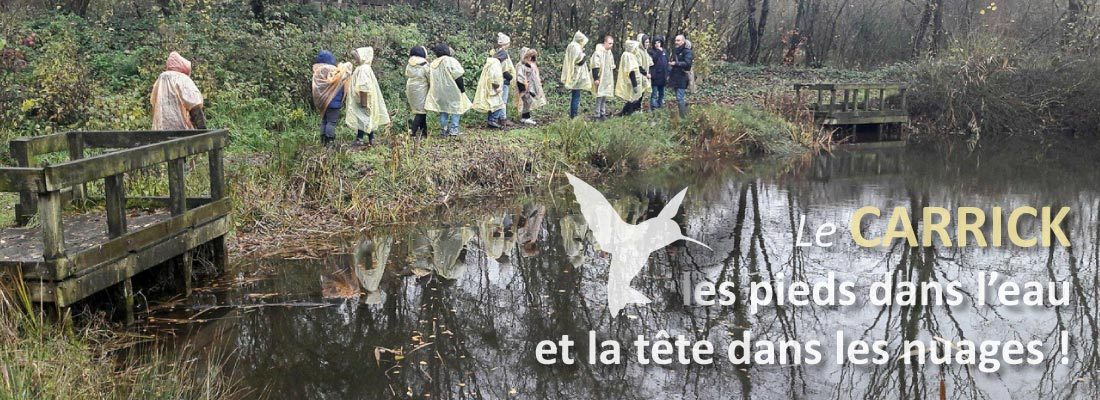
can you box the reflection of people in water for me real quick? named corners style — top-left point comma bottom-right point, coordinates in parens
top-left (427, 226), bottom-right (476, 279)
top-left (353, 235), bottom-right (393, 305)
top-left (516, 203), bottom-right (546, 257)
top-left (478, 213), bottom-right (517, 281)
top-left (559, 213), bottom-right (589, 267)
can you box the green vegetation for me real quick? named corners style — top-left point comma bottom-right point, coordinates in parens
top-left (0, 277), bottom-right (239, 399)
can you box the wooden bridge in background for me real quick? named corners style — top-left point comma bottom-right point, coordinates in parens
top-left (794, 83), bottom-right (910, 140)
top-left (0, 130), bottom-right (229, 322)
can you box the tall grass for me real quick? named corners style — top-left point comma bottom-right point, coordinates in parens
top-left (0, 274), bottom-right (241, 400)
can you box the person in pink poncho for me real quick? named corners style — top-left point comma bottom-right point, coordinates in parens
top-left (150, 52), bottom-right (206, 130)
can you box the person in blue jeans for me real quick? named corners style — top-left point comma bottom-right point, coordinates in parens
top-left (647, 36), bottom-right (670, 110)
top-left (668, 35), bottom-right (693, 118)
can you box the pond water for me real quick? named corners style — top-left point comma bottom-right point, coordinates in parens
top-left (152, 142), bottom-right (1100, 399)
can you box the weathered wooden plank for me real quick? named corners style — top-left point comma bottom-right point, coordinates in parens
top-left (41, 130), bottom-right (228, 191)
top-left (104, 174), bottom-right (127, 238)
top-left (38, 191), bottom-right (65, 260)
top-left (125, 196), bottom-right (212, 209)
top-left (11, 133), bottom-right (70, 158)
top-left (62, 198), bottom-right (230, 279)
top-left (54, 217), bottom-right (229, 306)
top-left (822, 116), bottom-right (910, 125)
top-left (0, 167), bottom-right (44, 193)
top-left (794, 83), bottom-right (909, 91)
top-left (81, 130), bottom-right (208, 149)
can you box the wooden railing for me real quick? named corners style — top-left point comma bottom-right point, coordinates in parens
top-left (793, 83), bottom-right (910, 126)
top-left (0, 130), bottom-right (229, 306)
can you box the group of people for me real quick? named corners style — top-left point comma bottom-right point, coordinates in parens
top-left (561, 32), bottom-right (693, 120)
top-left (310, 33), bottom-right (547, 144)
top-left (147, 30), bottom-right (695, 147)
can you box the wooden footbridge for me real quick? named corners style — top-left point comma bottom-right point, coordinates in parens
top-left (0, 130), bottom-right (230, 322)
top-left (794, 83), bottom-right (910, 140)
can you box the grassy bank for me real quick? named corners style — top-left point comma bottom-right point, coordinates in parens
top-left (231, 103), bottom-right (822, 256)
top-left (0, 277), bottom-right (239, 399)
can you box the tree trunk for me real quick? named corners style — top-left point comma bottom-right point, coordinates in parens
top-left (746, 0), bottom-right (759, 64)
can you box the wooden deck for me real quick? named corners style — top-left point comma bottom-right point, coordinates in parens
top-left (793, 83), bottom-right (910, 131)
top-left (0, 130), bottom-right (230, 321)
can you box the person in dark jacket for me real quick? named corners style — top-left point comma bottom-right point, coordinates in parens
top-left (668, 34), bottom-right (693, 118)
top-left (647, 36), bottom-right (670, 110)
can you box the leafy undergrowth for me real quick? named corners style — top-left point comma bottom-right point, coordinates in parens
top-left (0, 275), bottom-right (241, 400)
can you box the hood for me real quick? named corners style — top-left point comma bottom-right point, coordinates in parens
top-left (354, 47), bottom-right (374, 65)
top-left (408, 56), bottom-right (428, 66)
top-left (315, 50), bottom-right (336, 66)
top-left (637, 33), bottom-right (648, 44)
top-left (519, 47), bottom-right (534, 62)
top-left (684, 39), bottom-right (693, 49)
top-left (493, 48), bottom-right (509, 61)
top-left (573, 31), bottom-right (588, 47)
top-left (625, 40), bottom-right (640, 53)
top-left (166, 51), bottom-right (192, 75)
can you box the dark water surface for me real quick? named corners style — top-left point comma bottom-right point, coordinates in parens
top-left (154, 143), bottom-right (1100, 399)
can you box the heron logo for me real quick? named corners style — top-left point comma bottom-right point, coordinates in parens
top-left (565, 174), bottom-right (711, 316)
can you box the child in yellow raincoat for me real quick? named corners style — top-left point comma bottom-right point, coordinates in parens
top-left (616, 40), bottom-right (645, 116)
top-left (346, 47), bottom-right (390, 147)
top-left (561, 31), bottom-right (592, 118)
top-left (424, 43), bottom-right (472, 137)
top-left (492, 33), bottom-right (516, 124)
top-left (312, 50), bottom-right (353, 146)
top-left (590, 35), bottom-right (616, 119)
top-left (516, 47), bottom-right (546, 125)
top-left (405, 46), bottom-right (430, 138)
top-left (151, 52), bottom-right (206, 130)
top-left (473, 52), bottom-right (507, 129)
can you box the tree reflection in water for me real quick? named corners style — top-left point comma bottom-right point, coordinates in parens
top-left (153, 145), bottom-right (1100, 399)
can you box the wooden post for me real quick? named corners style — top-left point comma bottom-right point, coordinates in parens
top-left (167, 157), bottom-right (192, 296)
top-left (829, 89), bottom-right (837, 113)
top-left (38, 190), bottom-right (65, 260)
top-left (900, 88), bottom-right (908, 111)
top-left (842, 89), bottom-right (850, 111)
top-left (110, 277), bottom-right (135, 325)
top-left (11, 140), bottom-right (35, 226)
top-left (66, 132), bottom-right (86, 203)
top-left (208, 148), bottom-right (225, 200)
top-left (167, 158), bottom-right (187, 216)
top-left (879, 89), bottom-right (885, 111)
top-left (104, 174), bottom-right (127, 238)
top-left (816, 89), bottom-right (823, 111)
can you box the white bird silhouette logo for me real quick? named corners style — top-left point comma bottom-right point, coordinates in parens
top-left (565, 173), bottom-right (711, 316)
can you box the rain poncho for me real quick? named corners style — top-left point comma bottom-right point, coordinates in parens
top-left (345, 47), bottom-right (391, 133)
top-left (425, 56), bottom-right (472, 115)
top-left (634, 34), bottom-right (654, 94)
top-left (615, 40), bottom-right (644, 102)
top-left (347, 47), bottom-right (396, 132)
top-left (559, 214), bottom-right (589, 268)
top-left (353, 235), bottom-right (393, 305)
top-left (404, 52), bottom-right (430, 114)
top-left (150, 52), bottom-right (204, 130)
top-left (591, 43), bottom-right (616, 97)
top-left (472, 56), bottom-right (505, 113)
top-left (311, 51), bottom-right (352, 110)
top-left (516, 47), bottom-right (547, 110)
top-left (561, 31), bottom-right (592, 91)
top-left (427, 227), bottom-right (476, 280)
